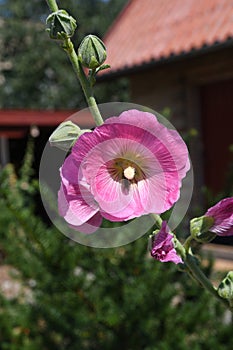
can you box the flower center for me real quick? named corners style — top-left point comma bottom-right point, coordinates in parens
top-left (123, 166), bottom-right (135, 180)
top-left (107, 157), bottom-right (145, 183)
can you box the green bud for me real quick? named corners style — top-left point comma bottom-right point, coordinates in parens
top-left (218, 271), bottom-right (233, 307)
top-left (190, 215), bottom-right (216, 243)
top-left (46, 10), bottom-right (77, 40)
top-left (49, 121), bottom-right (91, 151)
top-left (78, 35), bottom-right (107, 69)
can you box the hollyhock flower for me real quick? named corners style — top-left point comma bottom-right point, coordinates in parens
top-left (150, 221), bottom-right (183, 264)
top-left (205, 197), bottom-right (233, 236)
top-left (58, 109), bottom-right (190, 232)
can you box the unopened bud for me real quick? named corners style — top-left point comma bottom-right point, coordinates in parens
top-left (218, 271), bottom-right (233, 307)
top-left (190, 215), bottom-right (216, 243)
top-left (49, 121), bottom-right (91, 151)
top-left (78, 35), bottom-right (107, 69)
top-left (46, 10), bottom-right (77, 40)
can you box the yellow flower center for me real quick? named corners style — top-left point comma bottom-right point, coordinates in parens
top-left (107, 157), bottom-right (145, 183)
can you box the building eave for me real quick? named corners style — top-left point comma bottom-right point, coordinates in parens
top-left (99, 38), bottom-right (233, 81)
top-left (0, 109), bottom-right (95, 128)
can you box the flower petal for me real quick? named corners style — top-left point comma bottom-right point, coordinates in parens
top-left (69, 212), bottom-right (103, 234)
top-left (59, 155), bottom-right (100, 227)
top-left (106, 109), bottom-right (190, 180)
top-left (151, 221), bottom-right (183, 264)
top-left (58, 182), bottom-right (99, 227)
top-left (205, 197), bottom-right (233, 236)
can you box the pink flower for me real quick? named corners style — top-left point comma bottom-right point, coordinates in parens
top-left (58, 109), bottom-right (190, 232)
top-left (205, 197), bottom-right (233, 236)
top-left (150, 221), bottom-right (183, 264)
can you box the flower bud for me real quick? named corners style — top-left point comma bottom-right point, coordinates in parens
top-left (217, 271), bottom-right (233, 307)
top-left (190, 215), bottom-right (216, 243)
top-left (204, 197), bottom-right (233, 236)
top-left (46, 10), bottom-right (77, 40)
top-left (49, 121), bottom-right (91, 151)
top-left (78, 35), bottom-right (107, 69)
top-left (149, 221), bottom-right (183, 265)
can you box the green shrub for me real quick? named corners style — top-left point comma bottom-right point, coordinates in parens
top-left (0, 145), bottom-right (232, 350)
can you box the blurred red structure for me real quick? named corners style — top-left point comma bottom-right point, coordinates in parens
top-left (101, 0), bottom-right (233, 196)
top-left (0, 110), bottom-right (94, 167)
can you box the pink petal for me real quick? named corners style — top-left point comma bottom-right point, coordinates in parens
top-left (162, 250), bottom-right (183, 264)
top-left (58, 183), bottom-right (99, 226)
top-left (205, 197), bottom-right (233, 236)
top-left (58, 155), bottom-right (100, 227)
top-left (106, 109), bottom-right (190, 180)
top-left (151, 222), bottom-right (183, 264)
top-left (68, 212), bottom-right (103, 234)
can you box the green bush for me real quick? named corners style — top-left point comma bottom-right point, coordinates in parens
top-left (0, 145), bottom-right (232, 350)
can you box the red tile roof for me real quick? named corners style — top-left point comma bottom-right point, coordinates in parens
top-left (103, 0), bottom-right (233, 74)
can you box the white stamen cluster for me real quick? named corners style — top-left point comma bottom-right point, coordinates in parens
top-left (123, 166), bottom-right (136, 180)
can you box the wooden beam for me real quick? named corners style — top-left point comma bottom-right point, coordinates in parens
top-left (0, 110), bottom-right (95, 128)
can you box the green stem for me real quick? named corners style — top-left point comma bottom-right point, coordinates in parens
top-left (63, 38), bottom-right (104, 125)
top-left (183, 235), bottom-right (193, 252)
top-left (174, 235), bottom-right (232, 311)
top-left (185, 253), bottom-right (231, 310)
top-left (46, 0), bottom-right (58, 12)
top-left (46, 1), bottom-right (104, 126)
top-left (151, 214), bottom-right (163, 229)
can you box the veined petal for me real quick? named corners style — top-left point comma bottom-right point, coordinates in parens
top-left (69, 212), bottom-right (103, 234)
top-left (205, 197), bottom-right (233, 236)
top-left (106, 109), bottom-right (190, 179)
top-left (58, 182), bottom-right (99, 227)
top-left (150, 221), bottom-right (183, 264)
top-left (59, 155), bottom-right (100, 228)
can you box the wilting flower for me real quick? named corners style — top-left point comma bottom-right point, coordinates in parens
top-left (58, 109), bottom-right (190, 232)
top-left (150, 221), bottom-right (183, 264)
top-left (205, 197), bottom-right (233, 236)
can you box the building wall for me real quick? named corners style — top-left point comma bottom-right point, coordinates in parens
top-left (129, 47), bottom-right (233, 207)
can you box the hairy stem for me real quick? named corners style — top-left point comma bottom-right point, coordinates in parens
top-left (185, 253), bottom-right (232, 310)
top-left (183, 235), bottom-right (193, 252)
top-left (151, 214), bottom-right (163, 229)
top-left (174, 235), bottom-right (232, 311)
top-left (46, 0), bottom-right (58, 12)
top-left (63, 38), bottom-right (104, 126)
top-left (46, 0), bottom-right (104, 126)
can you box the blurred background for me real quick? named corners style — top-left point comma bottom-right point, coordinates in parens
top-left (0, 0), bottom-right (233, 349)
